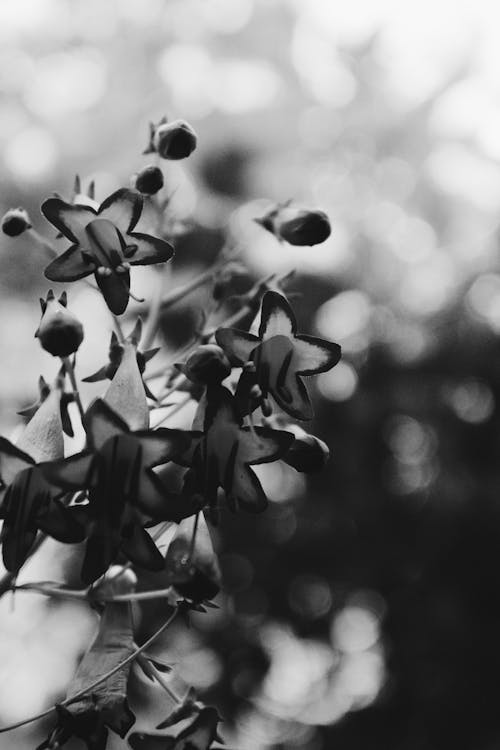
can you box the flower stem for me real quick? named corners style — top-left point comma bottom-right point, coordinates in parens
top-left (62, 356), bottom-right (86, 428)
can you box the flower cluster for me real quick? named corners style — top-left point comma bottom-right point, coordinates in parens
top-left (0, 114), bottom-right (339, 750)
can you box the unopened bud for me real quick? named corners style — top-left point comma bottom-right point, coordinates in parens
top-left (184, 344), bottom-right (231, 385)
top-left (154, 119), bottom-right (197, 160)
top-left (35, 290), bottom-right (84, 357)
top-left (135, 165), bottom-right (164, 195)
top-left (256, 205), bottom-right (331, 246)
top-left (284, 433), bottom-right (330, 473)
top-left (2, 207), bottom-right (31, 237)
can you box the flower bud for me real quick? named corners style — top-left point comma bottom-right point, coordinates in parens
top-left (284, 433), bottom-right (330, 473)
top-left (1, 207), bottom-right (31, 237)
top-left (256, 205), bottom-right (331, 246)
top-left (134, 165), bottom-right (164, 195)
top-left (35, 290), bottom-right (84, 358)
top-left (153, 119), bottom-right (197, 160)
top-left (184, 344), bottom-right (231, 385)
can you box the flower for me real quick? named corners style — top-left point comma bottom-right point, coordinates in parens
top-left (144, 117), bottom-right (197, 160)
top-left (1, 207), bottom-right (31, 236)
top-left (41, 188), bottom-right (174, 315)
top-left (82, 318), bottom-right (159, 401)
top-left (41, 399), bottom-right (196, 584)
top-left (165, 513), bottom-right (221, 603)
top-left (38, 596), bottom-right (136, 750)
top-left (175, 385), bottom-right (294, 514)
top-left (216, 290), bottom-right (341, 420)
top-left (35, 290), bottom-right (84, 357)
top-left (0, 436), bottom-right (84, 574)
top-left (255, 204), bottom-right (331, 246)
top-left (181, 344), bottom-right (231, 386)
top-left (135, 165), bottom-right (164, 195)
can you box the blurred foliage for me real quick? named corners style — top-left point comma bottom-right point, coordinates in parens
top-left (2, 1), bottom-right (500, 749)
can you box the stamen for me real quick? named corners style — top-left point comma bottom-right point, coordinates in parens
top-left (96, 266), bottom-right (112, 277)
top-left (124, 244), bottom-right (138, 258)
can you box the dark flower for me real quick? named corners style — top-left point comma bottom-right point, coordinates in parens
top-left (35, 290), bottom-right (84, 357)
top-left (165, 513), bottom-right (221, 603)
top-left (41, 188), bottom-right (174, 315)
top-left (41, 399), bottom-right (196, 584)
top-left (144, 117), bottom-right (197, 160)
top-left (256, 204), bottom-right (331, 246)
top-left (82, 318), bottom-right (159, 401)
top-left (175, 385), bottom-right (294, 514)
top-left (135, 165), bottom-right (164, 195)
top-left (38, 598), bottom-right (136, 750)
top-left (216, 290), bottom-right (341, 420)
top-left (0, 438), bottom-right (84, 574)
top-left (1, 207), bottom-right (31, 236)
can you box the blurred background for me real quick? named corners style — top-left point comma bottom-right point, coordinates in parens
top-left (2, 0), bottom-right (500, 748)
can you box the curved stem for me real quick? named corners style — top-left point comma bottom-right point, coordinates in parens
top-left (0, 608), bottom-right (179, 734)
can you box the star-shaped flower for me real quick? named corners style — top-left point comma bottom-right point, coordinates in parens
top-left (40, 399), bottom-right (196, 584)
top-left (175, 386), bottom-right (294, 514)
top-left (216, 290), bottom-right (341, 420)
top-left (0, 438), bottom-right (85, 574)
top-left (41, 188), bottom-right (174, 315)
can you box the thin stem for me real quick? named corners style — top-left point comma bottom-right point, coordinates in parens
top-left (188, 512), bottom-right (200, 561)
top-left (142, 263), bottom-right (171, 351)
top-left (62, 357), bottom-right (85, 427)
top-left (161, 263), bottom-right (225, 313)
top-left (0, 608), bottom-right (179, 734)
top-left (28, 228), bottom-right (58, 259)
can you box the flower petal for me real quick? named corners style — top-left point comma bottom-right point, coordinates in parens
top-left (258, 290), bottom-right (296, 339)
top-left (121, 525), bottom-right (164, 571)
top-left (215, 328), bottom-right (259, 365)
top-left (81, 528), bottom-right (117, 584)
top-left (84, 399), bottom-right (129, 451)
top-left (45, 245), bottom-right (95, 282)
top-left (134, 428), bottom-right (195, 467)
top-left (126, 233), bottom-right (174, 266)
top-left (95, 269), bottom-right (130, 316)
top-left (232, 465), bottom-right (268, 512)
top-left (239, 426), bottom-right (294, 465)
top-left (98, 188), bottom-right (142, 233)
top-left (40, 452), bottom-right (95, 490)
top-left (293, 334), bottom-right (341, 375)
top-left (37, 500), bottom-right (87, 543)
top-left (41, 198), bottom-right (96, 243)
top-left (273, 373), bottom-right (313, 420)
